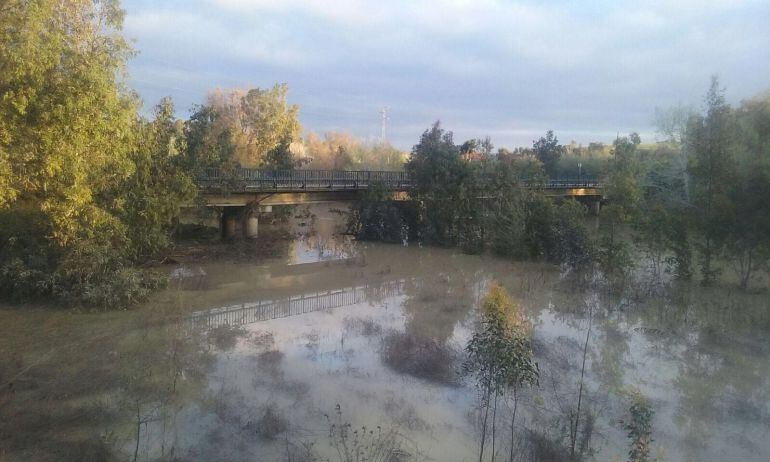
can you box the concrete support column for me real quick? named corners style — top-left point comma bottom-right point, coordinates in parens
top-left (223, 214), bottom-right (237, 239)
top-left (591, 200), bottom-right (601, 216)
top-left (245, 216), bottom-right (259, 238)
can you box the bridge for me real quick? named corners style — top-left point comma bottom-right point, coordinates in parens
top-left (197, 168), bottom-right (601, 205)
top-left (192, 168), bottom-right (603, 238)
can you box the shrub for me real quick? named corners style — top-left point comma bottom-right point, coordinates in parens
top-left (381, 331), bottom-right (459, 386)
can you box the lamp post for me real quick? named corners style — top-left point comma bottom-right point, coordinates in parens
top-left (578, 162), bottom-right (582, 183)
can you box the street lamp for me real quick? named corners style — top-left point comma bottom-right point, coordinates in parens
top-left (578, 162), bottom-right (582, 183)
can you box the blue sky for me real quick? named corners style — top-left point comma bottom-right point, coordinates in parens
top-left (122, 0), bottom-right (770, 150)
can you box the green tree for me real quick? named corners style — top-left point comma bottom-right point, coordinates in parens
top-left (621, 390), bottom-right (655, 462)
top-left (597, 134), bottom-right (642, 284)
top-left (464, 284), bottom-right (538, 462)
top-left (0, 1), bottom-right (194, 308)
top-left (533, 130), bottom-right (564, 178)
top-left (406, 122), bottom-right (476, 247)
top-left (724, 94), bottom-right (770, 289)
top-left (686, 77), bottom-right (735, 285)
top-left (0, 0), bottom-right (137, 244)
top-left (119, 97), bottom-right (196, 258)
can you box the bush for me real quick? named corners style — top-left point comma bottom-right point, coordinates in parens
top-left (381, 330), bottom-right (460, 385)
top-left (0, 210), bottom-right (163, 309)
top-left (254, 405), bottom-right (288, 440)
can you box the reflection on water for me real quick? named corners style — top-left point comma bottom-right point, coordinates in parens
top-left (190, 279), bottom-right (407, 328)
top-left (0, 203), bottom-right (769, 461)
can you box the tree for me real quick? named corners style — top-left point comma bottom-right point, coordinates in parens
top-left (464, 284), bottom-right (538, 462)
top-left (724, 93), bottom-right (770, 289)
top-left (655, 103), bottom-right (696, 202)
top-left (0, 1), bottom-right (196, 307)
top-left (621, 390), bottom-right (655, 462)
top-left (406, 122), bottom-right (476, 247)
top-left (200, 84), bottom-right (301, 168)
top-left (533, 130), bottom-right (564, 178)
top-left (0, 0), bottom-right (137, 244)
top-left (596, 134), bottom-right (642, 284)
top-left (686, 77), bottom-right (735, 285)
top-left (119, 97), bottom-right (196, 258)
top-left (302, 132), bottom-right (357, 169)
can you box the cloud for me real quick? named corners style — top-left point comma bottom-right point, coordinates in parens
top-left (122, 0), bottom-right (770, 148)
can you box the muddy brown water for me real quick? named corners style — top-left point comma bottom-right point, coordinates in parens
top-left (1, 203), bottom-right (768, 461)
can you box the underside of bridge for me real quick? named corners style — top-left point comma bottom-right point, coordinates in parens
top-left (184, 170), bottom-right (603, 239)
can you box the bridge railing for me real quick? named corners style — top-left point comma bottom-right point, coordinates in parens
top-left (542, 179), bottom-right (601, 188)
top-left (199, 168), bottom-right (411, 191)
top-left (197, 168), bottom-right (600, 192)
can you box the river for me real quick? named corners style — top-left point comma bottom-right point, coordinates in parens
top-left (1, 203), bottom-right (768, 462)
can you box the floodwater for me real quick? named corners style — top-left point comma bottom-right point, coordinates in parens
top-left (1, 203), bottom-right (769, 462)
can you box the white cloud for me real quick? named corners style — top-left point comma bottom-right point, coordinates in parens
top-left (122, 0), bottom-right (770, 147)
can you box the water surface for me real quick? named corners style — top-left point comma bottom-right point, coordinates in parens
top-left (1, 203), bottom-right (768, 461)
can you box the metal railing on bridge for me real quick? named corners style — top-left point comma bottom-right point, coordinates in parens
top-left (197, 168), bottom-right (600, 193)
top-left (199, 168), bottom-right (410, 192)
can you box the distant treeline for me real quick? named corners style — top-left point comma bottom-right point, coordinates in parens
top-left (351, 79), bottom-right (770, 291)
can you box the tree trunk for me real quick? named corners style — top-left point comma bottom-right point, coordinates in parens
top-left (479, 387), bottom-right (490, 462)
top-left (509, 391), bottom-right (518, 462)
top-left (571, 307), bottom-right (592, 458)
top-left (491, 391), bottom-right (498, 461)
top-left (134, 403), bottom-right (141, 462)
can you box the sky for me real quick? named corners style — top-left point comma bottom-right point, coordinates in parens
top-left (122, 0), bottom-right (770, 150)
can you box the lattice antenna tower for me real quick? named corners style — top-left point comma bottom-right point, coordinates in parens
top-left (380, 106), bottom-right (390, 143)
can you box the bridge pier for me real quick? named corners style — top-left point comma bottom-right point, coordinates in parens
top-left (220, 205), bottom-right (273, 240)
top-left (245, 215), bottom-right (259, 238)
top-left (221, 208), bottom-right (239, 239)
top-left (590, 199), bottom-right (601, 216)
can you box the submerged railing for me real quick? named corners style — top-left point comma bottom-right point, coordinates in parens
top-left (189, 279), bottom-right (407, 329)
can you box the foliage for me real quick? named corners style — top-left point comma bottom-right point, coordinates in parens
top-left (552, 200), bottom-right (595, 271)
top-left (348, 122), bottom-right (597, 269)
top-left (325, 404), bottom-right (416, 462)
top-left (406, 122), bottom-right (479, 249)
top-left (348, 180), bottom-right (414, 243)
top-left (302, 132), bottom-right (406, 170)
top-left (118, 97), bottom-right (196, 258)
top-left (464, 283), bottom-right (538, 462)
top-left (484, 164), bottom-right (529, 258)
top-left (723, 93), bottom-right (770, 289)
top-left (0, 0), bottom-right (137, 245)
top-left (202, 85), bottom-right (302, 168)
top-left (0, 0), bottom-right (173, 308)
top-left (533, 130), bottom-right (564, 178)
top-left (621, 391), bottom-right (655, 462)
top-left (637, 79), bottom-right (770, 289)
top-left (686, 77), bottom-right (735, 285)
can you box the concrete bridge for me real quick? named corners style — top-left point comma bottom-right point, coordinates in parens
top-left (193, 168), bottom-right (603, 238)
